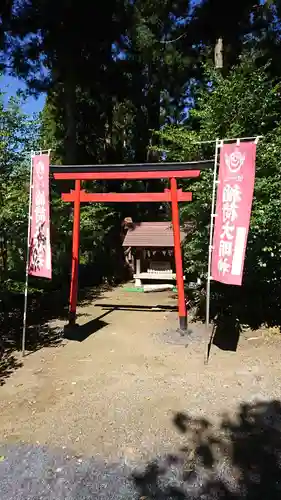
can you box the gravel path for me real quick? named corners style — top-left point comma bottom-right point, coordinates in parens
top-left (1, 287), bottom-right (281, 498)
top-left (1, 420), bottom-right (281, 500)
top-left (0, 444), bottom-right (137, 500)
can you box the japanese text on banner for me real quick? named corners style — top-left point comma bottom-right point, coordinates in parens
top-left (211, 142), bottom-right (256, 286)
top-left (28, 154), bottom-right (52, 279)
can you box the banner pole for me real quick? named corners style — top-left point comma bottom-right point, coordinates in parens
top-left (22, 151), bottom-right (34, 357)
top-left (206, 139), bottom-right (220, 329)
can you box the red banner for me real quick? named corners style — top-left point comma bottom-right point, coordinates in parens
top-left (28, 154), bottom-right (52, 279)
top-left (211, 142), bottom-right (256, 286)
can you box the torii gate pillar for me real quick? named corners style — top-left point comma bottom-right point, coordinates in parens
top-left (170, 177), bottom-right (187, 330)
top-left (69, 179), bottom-right (81, 325)
top-left (51, 160), bottom-right (214, 330)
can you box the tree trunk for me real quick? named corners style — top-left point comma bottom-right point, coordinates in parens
top-left (64, 76), bottom-right (77, 165)
top-left (215, 37), bottom-right (223, 69)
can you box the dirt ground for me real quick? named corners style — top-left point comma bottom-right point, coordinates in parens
top-left (0, 284), bottom-right (281, 465)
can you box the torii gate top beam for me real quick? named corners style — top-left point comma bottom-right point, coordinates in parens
top-left (51, 160), bottom-right (213, 180)
top-left (51, 159), bottom-right (214, 330)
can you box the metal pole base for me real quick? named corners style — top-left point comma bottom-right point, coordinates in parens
top-left (179, 315), bottom-right (187, 331)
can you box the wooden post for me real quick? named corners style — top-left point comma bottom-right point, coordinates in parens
top-left (135, 251), bottom-right (141, 287)
top-left (170, 177), bottom-right (187, 330)
top-left (215, 37), bottom-right (223, 69)
top-left (69, 179), bottom-right (81, 324)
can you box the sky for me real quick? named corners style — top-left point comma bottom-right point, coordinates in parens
top-left (1, 0), bottom-right (265, 117)
top-left (1, 74), bottom-right (46, 116)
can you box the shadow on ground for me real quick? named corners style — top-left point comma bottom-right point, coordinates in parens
top-left (63, 308), bottom-right (114, 341)
top-left (94, 303), bottom-right (177, 312)
top-left (0, 401), bottom-right (281, 499)
top-left (204, 314), bottom-right (242, 363)
top-left (0, 349), bottom-right (23, 386)
top-left (63, 301), bottom-right (178, 342)
top-left (132, 400), bottom-right (281, 499)
top-left (0, 284), bottom-right (111, 384)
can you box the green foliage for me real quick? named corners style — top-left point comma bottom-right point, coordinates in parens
top-left (1, 0), bottom-right (281, 339)
top-left (158, 56), bottom-right (281, 327)
top-left (0, 91), bottom-right (39, 284)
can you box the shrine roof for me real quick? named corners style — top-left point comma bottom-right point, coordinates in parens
top-left (122, 221), bottom-right (193, 248)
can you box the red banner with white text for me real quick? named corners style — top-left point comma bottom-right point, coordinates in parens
top-left (211, 142), bottom-right (256, 286)
top-left (28, 154), bottom-right (52, 279)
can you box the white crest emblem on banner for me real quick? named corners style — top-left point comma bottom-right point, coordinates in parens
top-left (225, 149), bottom-right (245, 173)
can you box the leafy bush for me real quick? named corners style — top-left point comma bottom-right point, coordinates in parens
top-left (158, 56), bottom-right (281, 328)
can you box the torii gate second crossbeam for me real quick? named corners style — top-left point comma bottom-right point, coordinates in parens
top-left (51, 160), bottom-right (213, 330)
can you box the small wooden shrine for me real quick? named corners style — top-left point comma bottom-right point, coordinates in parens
top-left (51, 160), bottom-right (213, 330)
top-left (122, 221), bottom-right (187, 287)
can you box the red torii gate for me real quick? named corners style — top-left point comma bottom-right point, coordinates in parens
top-left (51, 161), bottom-right (213, 330)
